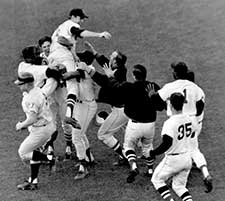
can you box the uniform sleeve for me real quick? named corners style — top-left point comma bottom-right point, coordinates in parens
top-left (70, 26), bottom-right (85, 39)
top-left (158, 83), bottom-right (171, 101)
top-left (161, 120), bottom-right (174, 139)
top-left (95, 54), bottom-right (109, 67)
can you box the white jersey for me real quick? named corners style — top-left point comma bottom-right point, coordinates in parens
top-left (158, 79), bottom-right (205, 119)
top-left (51, 19), bottom-right (80, 51)
top-left (161, 113), bottom-right (197, 155)
top-left (22, 87), bottom-right (53, 127)
top-left (18, 62), bottom-right (48, 88)
top-left (76, 63), bottom-right (96, 101)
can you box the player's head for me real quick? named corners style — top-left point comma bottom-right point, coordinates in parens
top-left (109, 51), bottom-right (127, 70)
top-left (14, 72), bottom-right (34, 91)
top-left (22, 46), bottom-right (43, 65)
top-left (171, 61), bottom-right (188, 80)
top-left (169, 92), bottom-right (185, 112)
top-left (132, 64), bottom-right (147, 81)
top-left (186, 70), bottom-right (195, 82)
top-left (38, 36), bottom-right (52, 57)
top-left (69, 8), bottom-right (88, 24)
top-left (77, 50), bottom-right (95, 66)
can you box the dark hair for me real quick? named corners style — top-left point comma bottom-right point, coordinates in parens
top-left (22, 46), bottom-right (42, 65)
top-left (132, 64), bottom-right (147, 80)
top-left (171, 61), bottom-right (188, 79)
top-left (38, 36), bottom-right (52, 47)
top-left (115, 51), bottom-right (127, 67)
top-left (186, 70), bottom-right (195, 82)
top-left (170, 92), bottom-right (185, 111)
top-left (77, 50), bottom-right (95, 65)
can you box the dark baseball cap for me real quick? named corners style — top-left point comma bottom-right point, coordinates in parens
top-left (14, 72), bottom-right (34, 85)
top-left (69, 8), bottom-right (88, 19)
top-left (170, 61), bottom-right (188, 74)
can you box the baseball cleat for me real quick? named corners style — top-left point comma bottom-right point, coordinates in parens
top-left (64, 117), bottom-right (81, 129)
top-left (64, 146), bottom-right (72, 161)
top-left (126, 168), bottom-right (139, 183)
top-left (17, 180), bottom-right (38, 191)
top-left (74, 169), bottom-right (89, 180)
top-left (204, 175), bottom-right (213, 193)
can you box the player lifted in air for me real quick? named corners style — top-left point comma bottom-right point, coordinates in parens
top-left (48, 8), bottom-right (111, 131)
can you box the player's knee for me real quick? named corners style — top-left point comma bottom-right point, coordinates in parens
top-left (18, 149), bottom-right (31, 162)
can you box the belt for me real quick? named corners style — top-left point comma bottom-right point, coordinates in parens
top-left (32, 123), bottom-right (48, 128)
top-left (76, 98), bottom-right (95, 104)
top-left (167, 152), bottom-right (186, 156)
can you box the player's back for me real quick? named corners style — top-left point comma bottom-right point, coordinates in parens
top-left (163, 113), bottom-right (196, 155)
top-left (159, 79), bottom-right (205, 116)
top-left (51, 20), bottom-right (80, 44)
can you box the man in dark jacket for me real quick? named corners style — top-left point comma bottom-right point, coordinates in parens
top-left (83, 42), bottom-right (129, 165)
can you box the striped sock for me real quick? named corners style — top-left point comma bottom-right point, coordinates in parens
top-left (181, 191), bottom-right (193, 201)
top-left (66, 94), bottom-right (77, 117)
top-left (157, 186), bottom-right (174, 201)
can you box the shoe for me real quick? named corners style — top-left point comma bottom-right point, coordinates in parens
top-left (127, 168), bottom-right (139, 183)
top-left (64, 146), bottom-right (72, 161)
top-left (64, 117), bottom-right (81, 129)
top-left (17, 180), bottom-right (38, 190)
top-left (144, 168), bottom-right (153, 178)
top-left (204, 175), bottom-right (213, 193)
top-left (113, 157), bottom-right (129, 167)
top-left (74, 168), bottom-right (89, 180)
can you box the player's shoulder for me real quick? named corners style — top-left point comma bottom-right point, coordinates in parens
top-left (64, 19), bottom-right (80, 29)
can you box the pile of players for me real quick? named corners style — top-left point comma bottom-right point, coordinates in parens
top-left (14, 7), bottom-right (213, 201)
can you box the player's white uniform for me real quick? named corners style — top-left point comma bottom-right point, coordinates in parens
top-left (72, 64), bottom-right (97, 161)
top-left (158, 79), bottom-right (206, 168)
top-left (49, 19), bottom-right (80, 96)
top-left (151, 113), bottom-right (196, 197)
top-left (18, 87), bottom-right (55, 161)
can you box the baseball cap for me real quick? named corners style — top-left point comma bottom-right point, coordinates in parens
top-left (69, 8), bottom-right (88, 19)
top-left (170, 61), bottom-right (188, 74)
top-left (14, 72), bottom-right (34, 85)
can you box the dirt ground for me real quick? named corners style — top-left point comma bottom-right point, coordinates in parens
top-left (0, 0), bottom-right (224, 200)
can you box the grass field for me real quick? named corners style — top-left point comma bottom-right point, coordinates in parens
top-left (0, 0), bottom-right (225, 200)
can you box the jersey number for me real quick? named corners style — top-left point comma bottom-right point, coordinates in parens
top-left (183, 89), bottom-right (188, 103)
top-left (177, 122), bottom-right (195, 140)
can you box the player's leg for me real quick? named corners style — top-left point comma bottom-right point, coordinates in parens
top-left (172, 155), bottom-right (193, 201)
top-left (151, 157), bottom-right (175, 201)
top-left (79, 101), bottom-right (98, 164)
top-left (17, 124), bottom-right (55, 190)
top-left (141, 122), bottom-right (155, 177)
top-left (97, 107), bottom-right (128, 163)
top-left (124, 120), bottom-right (144, 183)
top-left (56, 87), bottom-right (74, 160)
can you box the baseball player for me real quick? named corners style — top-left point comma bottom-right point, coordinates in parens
top-left (49, 8), bottom-right (111, 130)
top-left (18, 46), bottom-right (63, 156)
top-left (151, 92), bottom-right (196, 201)
top-left (101, 64), bottom-right (161, 183)
top-left (150, 62), bottom-right (212, 193)
top-left (15, 72), bottom-right (56, 190)
top-left (62, 50), bottom-right (97, 179)
top-left (82, 42), bottom-right (129, 165)
top-left (38, 36), bottom-right (52, 65)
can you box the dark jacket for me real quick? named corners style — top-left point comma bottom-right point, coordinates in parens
top-left (107, 78), bottom-right (161, 123)
top-left (92, 54), bottom-right (127, 107)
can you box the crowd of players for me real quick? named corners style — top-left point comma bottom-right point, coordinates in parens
top-left (14, 8), bottom-right (213, 201)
